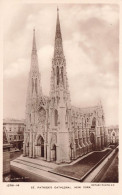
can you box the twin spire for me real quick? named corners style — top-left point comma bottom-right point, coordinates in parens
top-left (32, 7), bottom-right (62, 51)
top-left (29, 8), bottom-right (69, 101)
top-left (32, 8), bottom-right (63, 60)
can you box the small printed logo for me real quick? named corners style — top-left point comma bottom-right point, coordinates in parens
top-left (5, 176), bottom-right (10, 182)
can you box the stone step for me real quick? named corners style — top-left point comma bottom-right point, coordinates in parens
top-left (13, 159), bottom-right (52, 172)
top-left (10, 160), bottom-right (75, 182)
top-left (16, 155), bottom-right (58, 169)
top-left (16, 158), bottom-right (53, 169)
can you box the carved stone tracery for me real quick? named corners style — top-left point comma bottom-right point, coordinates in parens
top-left (38, 107), bottom-right (46, 131)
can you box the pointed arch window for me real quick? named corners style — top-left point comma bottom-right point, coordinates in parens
top-left (38, 107), bottom-right (46, 124)
top-left (32, 78), bottom-right (34, 94)
top-left (65, 109), bottom-right (68, 122)
top-left (92, 117), bottom-right (96, 128)
top-left (61, 66), bottom-right (63, 83)
top-left (102, 115), bottom-right (104, 123)
top-left (57, 66), bottom-right (59, 85)
top-left (53, 67), bottom-right (55, 76)
top-left (54, 109), bottom-right (58, 126)
top-left (30, 113), bottom-right (31, 123)
top-left (35, 78), bottom-right (38, 94)
top-left (37, 135), bottom-right (44, 146)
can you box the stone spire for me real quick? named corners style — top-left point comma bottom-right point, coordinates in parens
top-left (30, 29), bottom-right (39, 74)
top-left (54, 7), bottom-right (64, 59)
top-left (26, 29), bottom-right (42, 118)
top-left (50, 8), bottom-right (70, 106)
top-left (55, 7), bottom-right (62, 39)
top-left (25, 29), bottom-right (43, 158)
top-left (49, 9), bottom-right (71, 164)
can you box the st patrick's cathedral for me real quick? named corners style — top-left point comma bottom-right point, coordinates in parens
top-left (23, 9), bottom-right (107, 163)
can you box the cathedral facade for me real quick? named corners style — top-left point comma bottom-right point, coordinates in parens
top-left (23, 9), bottom-right (107, 163)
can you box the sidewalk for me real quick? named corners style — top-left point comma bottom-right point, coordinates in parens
top-left (10, 160), bottom-right (75, 182)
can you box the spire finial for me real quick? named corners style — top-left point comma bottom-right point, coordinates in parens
top-left (32, 28), bottom-right (36, 52)
top-left (55, 6), bottom-right (61, 40)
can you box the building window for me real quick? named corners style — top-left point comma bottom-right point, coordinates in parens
top-left (38, 107), bottom-right (46, 124)
top-left (35, 78), bottom-right (38, 94)
top-left (53, 67), bottom-right (55, 76)
top-left (92, 117), bottom-right (96, 128)
top-left (75, 139), bottom-right (78, 149)
top-left (54, 109), bottom-right (58, 126)
top-left (22, 127), bottom-right (24, 131)
top-left (61, 66), bottom-right (63, 83)
top-left (82, 118), bottom-right (83, 127)
top-left (32, 78), bottom-right (34, 93)
top-left (57, 66), bottom-right (59, 85)
top-left (78, 131), bottom-right (80, 138)
top-left (30, 113), bottom-right (31, 123)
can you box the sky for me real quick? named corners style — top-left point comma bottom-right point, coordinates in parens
top-left (3, 3), bottom-right (119, 126)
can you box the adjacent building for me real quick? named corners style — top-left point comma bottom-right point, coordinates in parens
top-left (3, 119), bottom-right (25, 150)
top-left (23, 9), bottom-right (107, 164)
top-left (107, 125), bottom-right (119, 145)
top-left (3, 127), bottom-right (11, 177)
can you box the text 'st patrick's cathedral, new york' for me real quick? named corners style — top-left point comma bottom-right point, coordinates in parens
top-left (23, 9), bottom-right (106, 163)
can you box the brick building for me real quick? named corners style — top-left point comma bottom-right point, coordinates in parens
top-left (3, 119), bottom-right (25, 150)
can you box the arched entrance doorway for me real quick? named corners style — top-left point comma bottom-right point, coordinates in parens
top-left (90, 133), bottom-right (95, 150)
top-left (54, 109), bottom-right (58, 126)
top-left (37, 135), bottom-right (44, 157)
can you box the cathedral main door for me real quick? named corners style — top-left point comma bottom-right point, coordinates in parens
top-left (37, 135), bottom-right (44, 157)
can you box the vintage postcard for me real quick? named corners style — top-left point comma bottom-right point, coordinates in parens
top-left (0, 0), bottom-right (121, 194)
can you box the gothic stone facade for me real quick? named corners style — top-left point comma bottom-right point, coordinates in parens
top-left (23, 9), bottom-right (106, 163)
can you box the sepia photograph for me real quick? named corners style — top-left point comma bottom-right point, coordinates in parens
top-left (2, 2), bottom-right (119, 183)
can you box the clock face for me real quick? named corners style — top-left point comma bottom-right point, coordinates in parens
top-left (38, 108), bottom-right (46, 124)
